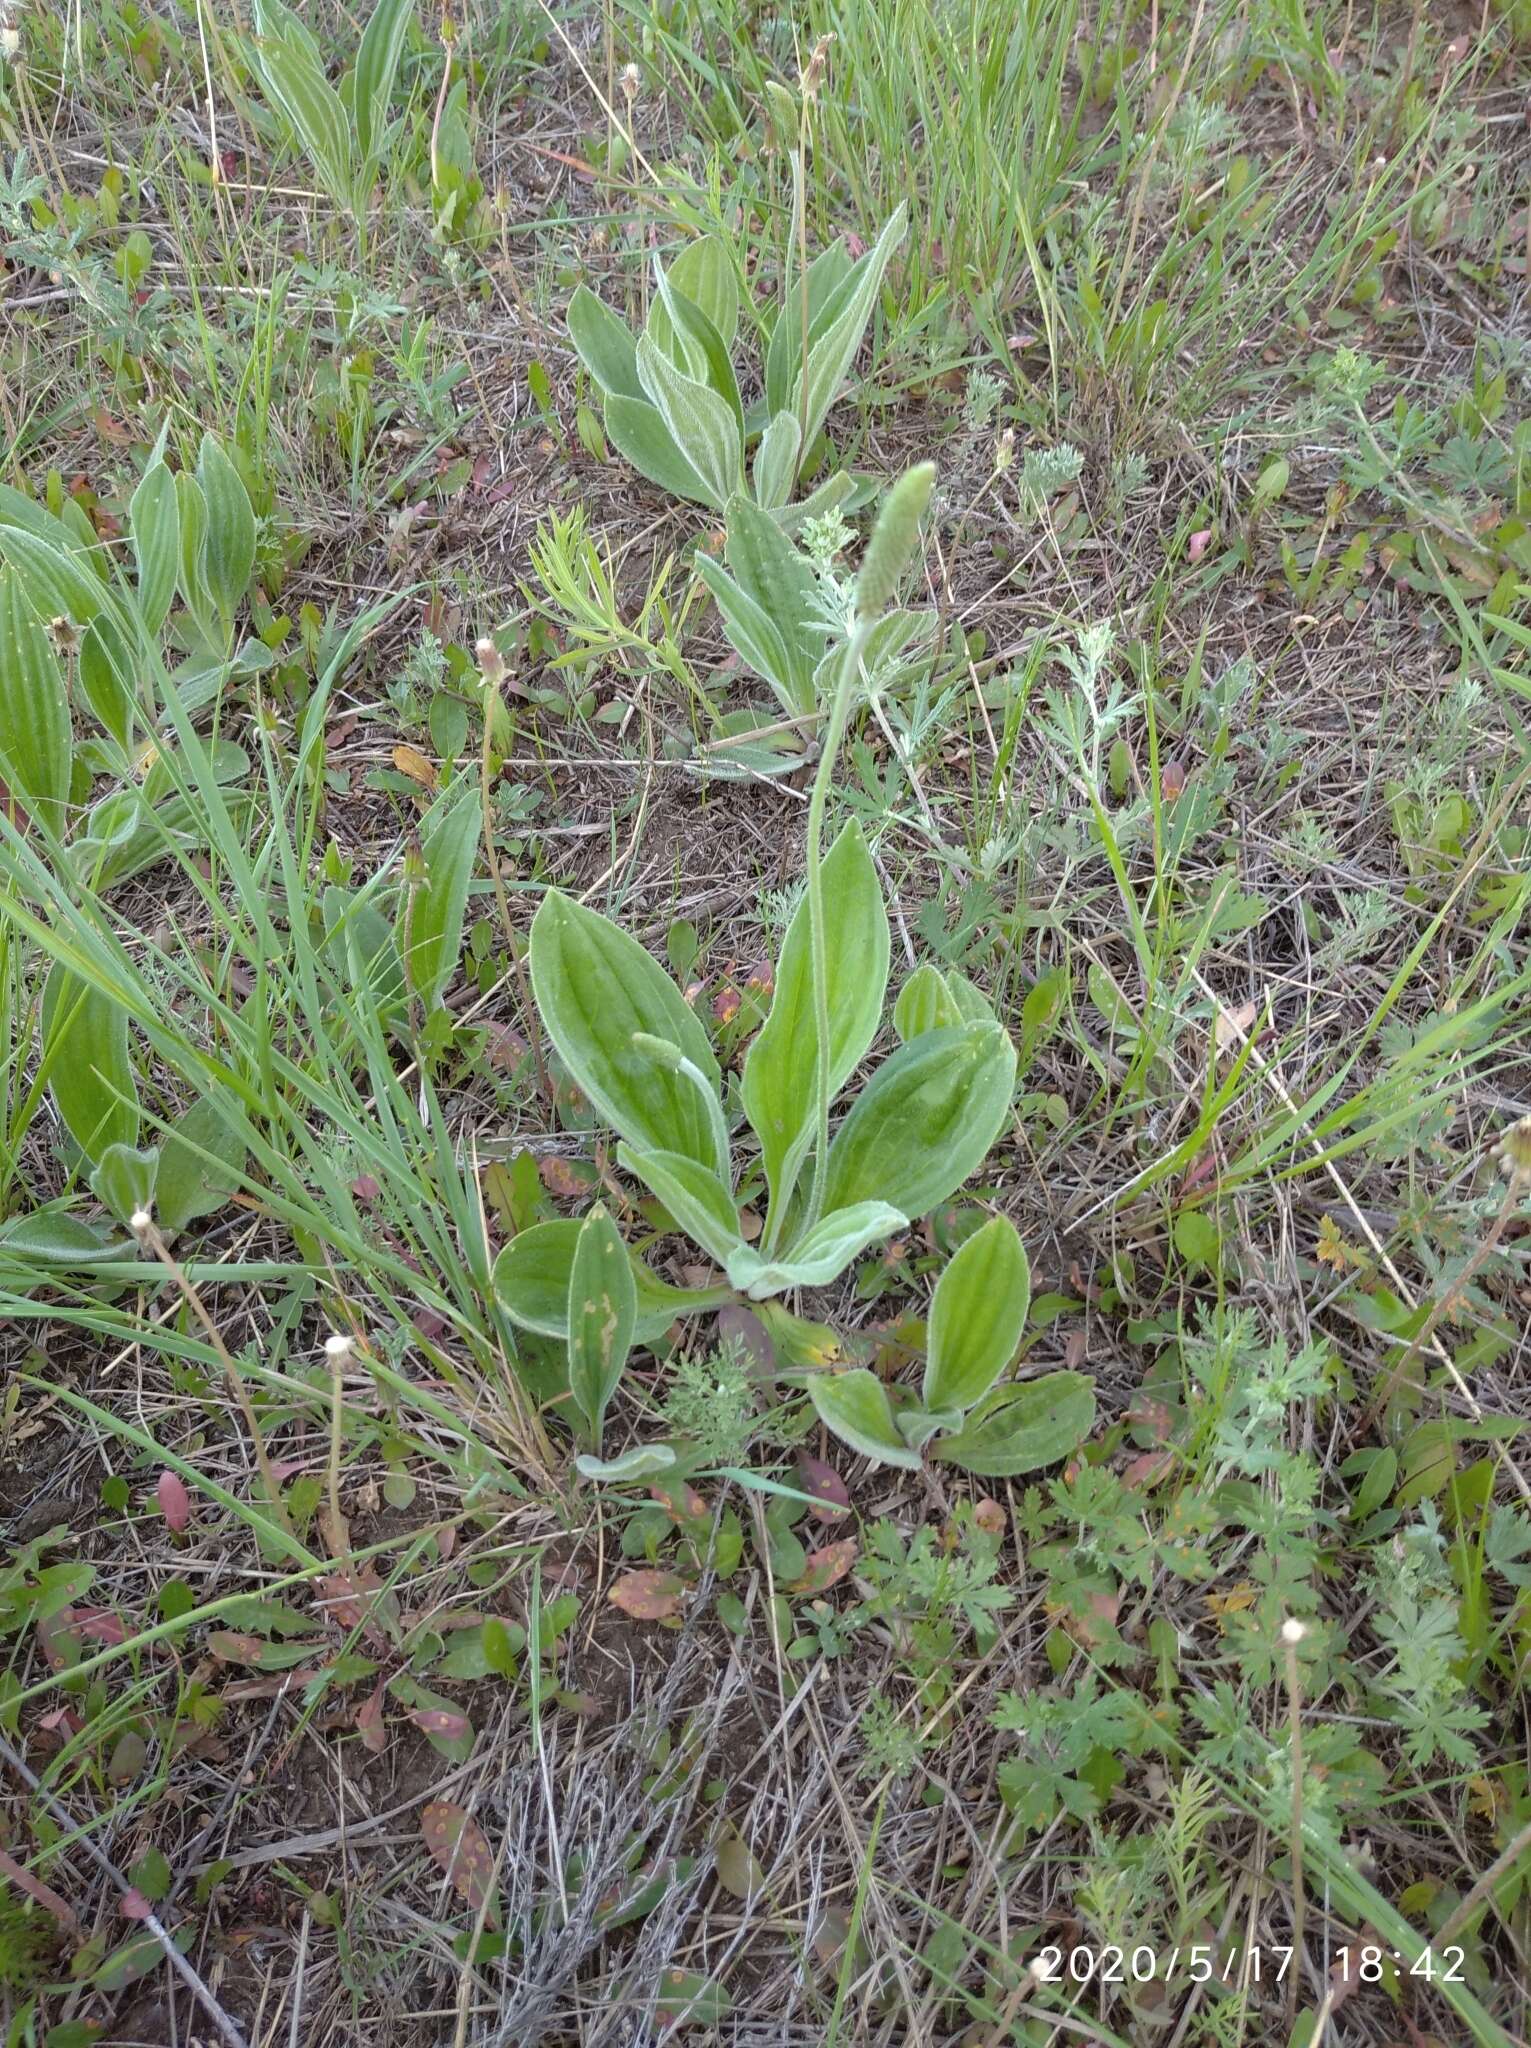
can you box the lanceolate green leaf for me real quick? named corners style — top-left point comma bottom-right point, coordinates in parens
top-left (727, 1200), bottom-right (905, 1299)
top-left (196, 435), bottom-right (256, 631)
top-left (78, 617), bottom-right (135, 749)
top-left (924, 1214), bottom-right (1031, 1413)
top-left (651, 275), bottom-right (743, 440)
top-left (566, 1203), bottom-right (637, 1444)
top-left (41, 960), bottom-right (140, 1161)
top-left (744, 820), bottom-right (889, 1233)
top-left (352, 0), bottom-right (415, 168)
top-left (176, 471), bottom-right (209, 624)
top-left (128, 456), bottom-right (180, 636)
top-left (401, 786), bottom-right (479, 1011)
top-left (722, 494), bottom-right (825, 714)
top-left (88, 1143), bottom-right (159, 1227)
top-left (820, 1023), bottom-right (1016, 1220)
top-left (945, 969), bottom-right (997, 1026)
top-left (575, 1444), bottom-right (678, 1483)
top-left (752, 411), bottom-right (801, 510)
top-left (764, 238), bottom-right (857, 419)
top-left (634, 335), bottom-right (741, 510)
top-left (692, 557), bottom-right (799, 718)
top-left (493, 1219), bottom-right (728, 1343)
top-left (0, 567), bottom-right (72, 831)
top-left (618, 1145), bottom-right (742, 1268)
top-left (795, 204), bottom-right (907, 461)
top-left (934, 1372), bottom-right (1094, 1477)
top-left (808, 1368), bottom-right (921, 1469)
top-left (568, 286), bottom-right (644, 403)
top-left (0, 521), bottom-right (111, 629)
top-left (156, 1096), bottom-right (247, 1233)
top-left (604, 395), bottom-right (714, 508)
top-left (529, 891), bottom-right (726, 1175)
top-left (667, 237), bottom-right (739, 349)
top-left (251, 0), bottom-right (356, 212)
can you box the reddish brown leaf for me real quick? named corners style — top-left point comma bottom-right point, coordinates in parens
top-left (206, 1631), bottom-right (329, 1671)
top-left (71, 1606), bottom-right (127, 1646)
top-left (714, 1304), bottom-right (774, 1380)
top-left (317, 1565), bottom-right (393, 1644)
top-left (609, 1571), bottom-right (686, 1621)
top-left (650, 1482), bottom-right (708, 1524)
top-left (355, 1682), bottom-right (387, 1756)
top-left (1121, 1450), bottom-right (1176, 1491)
top-left (421, 1801), bottom-right (500, 1922)
top-left (0, 1848), bottom-right (78, 1931)
top-left (406, 1707), bottom-right (472, 1741)
top-left (796, 1455), bottom-right (850, 1521)
top-left (1125, 1394), bottom-right (1174, 1443)
top-left (537, 1153), bottom-right (586, 1199)
top-left (156, 1470), bottom-right (191, 1531)
top-left (35, 1612), bottom-right (81, 1671)
top-left (789, 1539), bottom-right (857, 1595)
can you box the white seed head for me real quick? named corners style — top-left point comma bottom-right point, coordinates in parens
top-left (1281, 1617), bottom-right (1307, 1646)
top-left (129, 1208), bottom-right (153, 1235)
top-left (324, 1333), bottom-right (354, 1360)
top-left (620, 61), bottom-right (640, 99)
top-left (0, 25), bottom-right (20, 59)
top-left (1028, 1953), bottom-right (1058, 1982)
top-left (1492, 1114), bottom-right (1531, 1185)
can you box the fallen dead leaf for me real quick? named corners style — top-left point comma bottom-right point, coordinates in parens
top-left (421, 1801), bottom-right (500, 1922)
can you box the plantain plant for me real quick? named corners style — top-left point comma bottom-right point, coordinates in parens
top-left (245, 0), bottom-right (417, 235)
top-left (567, 206), bottom-right (907, 524)
top-left (494, 464), bottom-right (1094, 1479)
top-left (809, 1213), bottom-right (1094, 1475)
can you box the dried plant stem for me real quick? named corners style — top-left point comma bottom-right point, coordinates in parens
top-left (130, 1210), bottom-right (301, 1554)
top-left (0, 1730), bottom-right (250, 2048)
top-left (476, 639), bottom-right (550, 1105)
top-left (1282, 1620), bottom-right (1307, 2028)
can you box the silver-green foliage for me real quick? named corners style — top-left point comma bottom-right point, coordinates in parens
top-left (567, 206), bottom-right (908, 519)
top-left (247, 0), bottom-right (417, 225)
